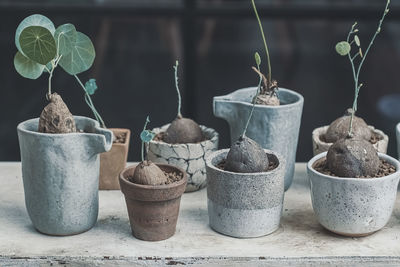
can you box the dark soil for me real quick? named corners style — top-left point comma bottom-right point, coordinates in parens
top-left (217, 155), bottom-right (278, 172)
top-left (154, 131), bottom-right (207, 144)
top-left (162, 170), bottom-right (184, 184)
top-left (114, 132), bottom-right (127, 144)
top-left (313, 157), bottom-right (396, 178)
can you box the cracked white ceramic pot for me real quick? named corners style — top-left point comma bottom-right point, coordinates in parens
top-left (148, 124), bottom-right (219, 192)
top-left (312, 125), bottom-right (388, 156)
top-left (213, 87), bottom-right (303, 191)
top-left (396, 123), bottom-right (400, 159)
top-left (17, 116), bottom-right (113, 236)
top-left (307, 152), bottom-right (400, 237)
top-left (206, 149), bottom-right (285, 238)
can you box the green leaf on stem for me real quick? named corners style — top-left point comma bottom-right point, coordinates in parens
top-left (84, 79), bottom-right (98, 95)
top-left (140, 130), bottom-right (155, 143)
top-left (14, 51), bottom-right (45, 79)
top-left (335, 41), bottom-right (351, 56)
top-left (354, 35), bottom-right (360, 47)
top-left (255, 52), bottom-right (261, 66)
top-left (54, 23), bottom-right (77, 56)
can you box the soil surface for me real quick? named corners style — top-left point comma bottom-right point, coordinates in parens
top-left (217, 155), bottom-right (278, 173)
top-left (127, 168), bottom-right (183, 185)
top-left (113, 132), bottom-right (127, 144)
top-left (313, 157), bottom-right (396, 178)
top-left (154, 131), bottom-right (207, 144)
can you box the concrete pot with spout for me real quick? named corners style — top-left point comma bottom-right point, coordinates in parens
top-left (213, 87), bottom-right (303, 191)
top-left (17, 116), bottom-right (113, 236)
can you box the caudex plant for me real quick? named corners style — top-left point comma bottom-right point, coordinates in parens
top-left (250, 0), bottom-right (279, 106)
top-left (325, 0), bottom-right (390, 178)
top-left (130, 116), bottom-right (168, 185)
top-left (225, 53), bottom-right (270, 173)
top-left (163, 61), bottom-right (203, 144)
top-left (14, 14), bottom-right (105, 133)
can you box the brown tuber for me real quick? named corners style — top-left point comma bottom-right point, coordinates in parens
top-left (164, 117), bottom-right (203, 144)
top-left (225, 136), bottom-right (269, 173)
top-left (130, 160), bottom-right (168, 185)
top-left (327, 137), bottom-right (379, 178)
top-left (325, 109), bottom-right (371, 143)
top-left (38, 93), bottom-right (76, 134)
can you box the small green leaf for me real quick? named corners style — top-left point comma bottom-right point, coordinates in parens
top-left (19, 26), bottom-right (56, 65)
top-left (85, 78), bottom-right (98, 95)
top-left (354, 35), bottom-right (360, 47)
top-left (59, 32), bottom-right (95, 75)
top-left (43, 61), bottom-right (53, 72)
top-left (54, 23), bottom-right (77, 56)
top-left (140, 130), bottom-right (155, 143)
top-left (335, 41), bottom-right (351, 56)
top-left (15, 14), bottom-right (55, 55)
top-left (14, 51), bottom-right (44, 79)
top-left (255, 52), bottom-right (261, 66)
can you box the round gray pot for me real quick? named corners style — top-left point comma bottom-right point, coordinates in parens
top-left (307, 152), bottom-right (400, 237)
top-left (206, 149), bottom-right (285, 238)
top-left (396, 123), bottom-right (400, 158)
top-left (148, 124), bottom-right (219, 192)
top-left (213, 87), bottom-right (303, 191)
top-left (312, 125), bottom-right (388, 156)
top-left (17, 116), bottom-right (113, 236)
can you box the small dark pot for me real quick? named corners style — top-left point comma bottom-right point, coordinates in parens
top-left (119, 164), bottom-right (187, 241)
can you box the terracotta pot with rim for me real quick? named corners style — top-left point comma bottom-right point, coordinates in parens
top-left (119, 163), bottom-right (187, 241)
top-left (99, 128), bottom-right (131, 190)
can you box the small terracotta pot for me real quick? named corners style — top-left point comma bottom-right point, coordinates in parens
top-left (119, 163), bottom-right (187, 241)
top-left (312, 125), bottom-right (388, 156)
top-left (99, 128), bottom-right (131, 190)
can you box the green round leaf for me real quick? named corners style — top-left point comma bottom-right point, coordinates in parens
top-left (59, 32), bottom-right (95, 75)
top-left (85, 78), bottom-right (98, 95)
top-left (14, 51), bottom-right (44, 79)
top-left (335, 41), bottom-right (351, 56)
top-left (254, 52), bottom-right (261, 66)
top-left (15, 14), bottom-right (55, 55)
top-left (140, 130), bottom-right (155, 143)
top-left (354, 35), bottom-right (360, 47)
top-left (20, 26), bottom-right (57, 65)
top-left (54, 23), bottom-right (77, 56)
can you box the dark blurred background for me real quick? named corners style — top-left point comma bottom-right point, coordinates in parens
top-left (1, 0), bottom-right (400, 162)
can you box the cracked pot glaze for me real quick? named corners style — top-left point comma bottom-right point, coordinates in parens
top-left (206, 149), bottom-right (285, 238)
top-left (396, 123), bottom-right (400, 159)
top-left (17, 116), bottom-right (113, 236)
top-left (307, 152), bottom-right (400, 237)
top-left (148, 124), bottom-right (219, 192)
top-left (312, 126), bottom-right (388, 156)
top-left (213, 87), bottom-right (303, 191)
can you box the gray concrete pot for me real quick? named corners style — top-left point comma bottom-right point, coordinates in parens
top-left (307, 152), bottom-right (400, 237)
top-left (148, 124), bottom-right (219, 192)
top-left (17, 116), bottom-right (113, 236)
top-left (206, 149), bottom-right (285, 238)
top-left (213, 87), bottom-right (303, 191)
top-left (396, 123), bottom-right (400, 159)
top-left (312, 125), bottom-right (388, 156)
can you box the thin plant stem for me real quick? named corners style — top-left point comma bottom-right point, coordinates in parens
top-left (141, 117), bottom-right (150, 162)
top-left (251, 0), bottom-right (272, 86)
top-left (173, 61), bottom-right (182, 119)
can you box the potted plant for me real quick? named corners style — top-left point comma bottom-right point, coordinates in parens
top-left (206, 53), bottom-right (286, 238)
top-left (15, 14), bottom-right (113, 235)
top-left (147, 61), bottom-right (219, 192)
top-left (119, 116), bottom-right (187, 241)
top-left (77, 78), bottom-right (131, 190)
top-left (213, 0), bottom-right (303, 191)
top-left (308, 0), bottom-right (400, 237)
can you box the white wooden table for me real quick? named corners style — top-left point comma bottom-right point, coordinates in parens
top-left (0, 162), bottom-right (399, 266)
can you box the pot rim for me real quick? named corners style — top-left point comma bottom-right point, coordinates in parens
top-left (119, 163), bottom-right (188, 190)
top-left (17, 116), bottom-right (102, 137)
top-left (109, 128), bottom-right (131, 146)
top-left (149, 124), bottom-right (218, 146)
top-left (396, 122), bottom-right (400, 133)
top-left (214, 87), bottom-right (304, 110)
top-left (206, 148), bottom-right (285, 176)
top-left (307, 152), bottom-right (400, 182)
top-left (312, 125), bottom-right (388, 146)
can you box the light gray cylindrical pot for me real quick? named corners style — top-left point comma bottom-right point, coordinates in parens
top-left (312, 125), bottom-right (388, 156)
top-left (148, 124), bottom-right (219, 192)
top-left (308, 152), bottom-right (400, 237)
top-left (396, 123), bottom-right (400, 159)
top-left (206, 149), bottom-right (285, 238)
top-left (17, 116), bottom-right (113, 236)
top-left (213, 87), bottom-right (303, 191)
